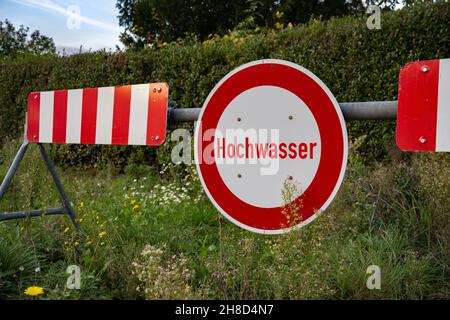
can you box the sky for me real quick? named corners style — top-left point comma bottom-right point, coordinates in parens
top-left (0, 0), bottom-right (123, 53)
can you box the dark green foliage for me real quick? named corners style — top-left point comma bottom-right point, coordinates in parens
top-left (117, 0), bottom-right (377, 47)
top-left (117, 0), bottom-right (250, 46)
top-left (0, 3), bottom-right (448, 166)
top-left (0, 20), bottom-right (56, 60)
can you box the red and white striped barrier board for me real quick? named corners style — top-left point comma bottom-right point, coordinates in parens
top-left (396, 59), bottom-right (450, 152)
top-left (27, 83), bottom-right (168, 146)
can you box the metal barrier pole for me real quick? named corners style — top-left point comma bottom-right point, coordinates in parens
top-left (168, 101), bottom-right (398, 123)
top-left (0, 141), bottom-right (29, 198)
top-left (339, 101), bottom-right (397, 120)
top-left (0, 207), bottom-right (66, 221)
top-left (37, 144), bottom-right (80, 229)
top-left (0, 113), bottom-right (78, 227)
top-left (0, 142), bottom-right (78, 227)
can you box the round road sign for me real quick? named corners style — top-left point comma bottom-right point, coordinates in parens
top-left (194, 59), bottom-right (348, 234)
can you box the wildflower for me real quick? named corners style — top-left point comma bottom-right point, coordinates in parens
top-left (133, 204), bottom-right (140, 210)
top-left (74, 241), bottom-right (80, 247)
top-left (80, 202), bottom-right (84, 208)
top-left (19, 266), bottom-right (24, 272)
top-left (275, 22), bottom-right (284, 30)
top-left (24, 286), bottom-right (44, 296)
top-left (35, 267), bottom-right (41, 273)
top-left (98, 231), bottom-right (106, 238)
top-left (64, 227), bottom-right (70, 233)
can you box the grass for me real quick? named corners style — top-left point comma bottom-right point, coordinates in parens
top-left (0, 137), bottom-right (449, 299)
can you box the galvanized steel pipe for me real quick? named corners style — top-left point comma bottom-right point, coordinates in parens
top-left (168, 101), bottom-right (398, 123)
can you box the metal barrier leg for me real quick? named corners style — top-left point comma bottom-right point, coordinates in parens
top-left (0, 142), bottom-right (79, 229)
top-left (37, 144), bottom-right (80, 229)
top-left (0, 141), bottom-right (29, 198)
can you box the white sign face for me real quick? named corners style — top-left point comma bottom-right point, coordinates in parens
top-left (215, 85), bottom-right (321, 208)
top-left (195, 59), bottom-right (348, 234)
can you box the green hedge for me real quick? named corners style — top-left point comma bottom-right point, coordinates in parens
top-left (0, 3), bottom-right (448, 168)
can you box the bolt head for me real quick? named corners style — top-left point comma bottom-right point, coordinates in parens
top-left (155, 135), bottom-right (159, 141)
top-left (157, 87), bottom-right (162, 93)
top-left (422, 66), bottom-right (429, 73)
top-left (419, 136), bottom-right (427, 144)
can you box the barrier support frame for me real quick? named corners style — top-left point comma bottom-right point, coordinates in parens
top-left (1, 99), bottom-right (398, 228)
top-left (0, 135), bottom-right (79, 229)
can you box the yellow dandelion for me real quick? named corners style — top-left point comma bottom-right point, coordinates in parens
top-left (63, 227), bottom-right (70, 233)
top-left (133, 204), bottom-right (140, 210)
top-left (98, 231), bottom-right (106, 238)
top-left (74, 241), bottom-right (79, 246)
top-left (24, 286), bottom-right (44, 296)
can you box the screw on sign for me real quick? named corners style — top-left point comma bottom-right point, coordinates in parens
top-left (194, 60), bottom-right (348, 234)
top-left (396, 59), bottom-right (450, 152)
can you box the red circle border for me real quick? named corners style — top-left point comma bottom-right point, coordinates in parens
top-left (196, 61), bottom-right (346, 232)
